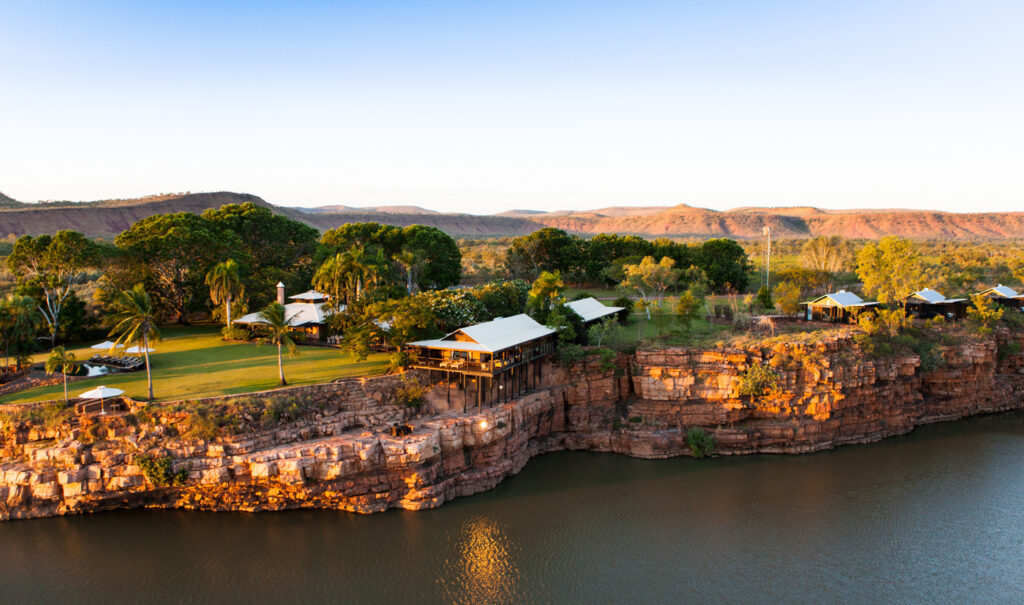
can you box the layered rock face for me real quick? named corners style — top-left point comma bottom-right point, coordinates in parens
top-left (2, 332), bottom-right (1023, 521)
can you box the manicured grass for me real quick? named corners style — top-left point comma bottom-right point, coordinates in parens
top-left (565, 287), bottom-right (623, 300)
top-left (3, 325), bottom-right (389, 405)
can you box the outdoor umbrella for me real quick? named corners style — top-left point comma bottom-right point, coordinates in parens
top-left (78, 385), bottom-right (125, 415)
top-left (90, 341), bottom-right (122, 349)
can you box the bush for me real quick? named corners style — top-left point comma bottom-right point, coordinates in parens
top-left (686, 427), bottom-right (715, 459)
top-left (999, 341), bottom-right (1023, 361)
top-left (613, 296), bottom-right (634, 322)
top-left (910, 338), bottom-right (945, 372)
top-left (389, 351), bottom-right (410, 371)
top-left (738, 363), bottom-right (780, 397)
top-left (558, 343), bottom-right (585, 367)
top-left (755, 286), bottom-right (774, 311)
top-left (395, 376), bottom-right (428, 408)
top-left (136, 454), bottom-right (187, 487)
top-left (598, 348), bottom-right (617, 372)
top-left (221, 325), bottom-right (252, 341)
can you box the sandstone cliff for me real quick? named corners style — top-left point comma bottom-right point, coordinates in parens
top-left (2, 330), bottom-right (1023, 521)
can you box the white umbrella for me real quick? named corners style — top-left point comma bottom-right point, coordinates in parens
top-left (78, 385), bottom-right (125, 415)
top-left (91, 341), bottom-right (123, 350)
top-left (125, 345), bottom-right (154, 354)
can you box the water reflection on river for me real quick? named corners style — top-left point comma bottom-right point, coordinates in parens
top-left (1, 412), bottom-right (1023, 603)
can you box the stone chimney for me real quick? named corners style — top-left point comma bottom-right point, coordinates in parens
top-left (276, 282), bottom-right (286, 305)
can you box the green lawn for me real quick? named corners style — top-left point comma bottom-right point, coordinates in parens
top-left (3, 325), bottom-right (389, 405)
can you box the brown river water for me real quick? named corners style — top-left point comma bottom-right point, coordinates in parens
top-left (1, 411), bottom-right (1023, 604)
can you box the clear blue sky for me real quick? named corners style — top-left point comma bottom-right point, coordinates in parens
top-left (1, 0), bottom-right (1021, 213)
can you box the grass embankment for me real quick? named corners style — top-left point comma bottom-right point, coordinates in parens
top-left (3, 325), bottom-right (388, 405)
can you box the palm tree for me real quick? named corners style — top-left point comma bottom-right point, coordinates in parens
top-left (313, 252), bottom-right (351, 308)
top-left (109, 284), bottom-right (162, 400)
top-left (393, 250), bottom-right (421, 295)
top-left (45, 346), bottom-right (77, 405)
top-left (1, 294), bottom-right (41, 370)
top-left (258, 301), bottom-right (298, 386)
top-left (205, 259), bottom-right (244, 328)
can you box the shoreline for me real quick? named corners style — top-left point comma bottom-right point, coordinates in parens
top-left (2, 329), bottom-right (1023, 521)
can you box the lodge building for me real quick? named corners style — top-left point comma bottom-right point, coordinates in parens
top-left (408, 314), bottom-right (557, 409)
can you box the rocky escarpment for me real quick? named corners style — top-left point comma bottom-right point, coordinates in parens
top-left (1, 330), bottom-right (1023, 520)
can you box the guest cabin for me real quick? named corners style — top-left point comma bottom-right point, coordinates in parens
top-left (976, 285), bottom-right (1024, 312)
top-left (800, 290), bottom-right (879, 323)
top-left (408, 314), bottom-right (556, 409)
top-left (233, 283), bottom-right (337, 342)
top-left (902, 288), bottom-right (968, 320)
top-left (565, 297), bottom-right (625, 326)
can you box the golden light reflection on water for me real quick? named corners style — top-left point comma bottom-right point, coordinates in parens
top-left (439, 516), bottom-right (520, 604)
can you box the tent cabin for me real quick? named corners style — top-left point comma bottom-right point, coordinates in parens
top-left (233, 283), bottom-right (337, 342)
top-left (800, 290), bottom-right (879, 323)
top-left (408, 314), bottom-right (556, 408)
top-left (565, 297), bottom-right (625, 326)
top-left (903, 288), bottom-right (968, 320)
top-left (976, 284), bottom-right (1024, 312)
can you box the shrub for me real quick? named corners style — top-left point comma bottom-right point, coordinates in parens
top-left (738, 363), bottom-right (780, 397)
top-left (221, 325), bottom-right (252, 341)
top-left (389, 351), bottom-right (410, 371)
top-left (910, 338), bottom-right (944, 372)
top-left (136, 454), bottom-right (187, 487)
top-left (998, 341), bottom-right (1023, 361)
top-left (613, 297), bottom-right (634, 322)
top-left (628, 416), bottom-right (643, 423)
top-left (558, 343), bottom-right (585, 367)
top-left (395, 376), bottom-right (428, 408)
top-left (967, 294), bottom-right (1004, 335)
top-left (686, 427), bottom-right (715, 459)
top-left (598, 348), bottom-right (617, 372)
top-left (755, 286), bottom-right (774, 311)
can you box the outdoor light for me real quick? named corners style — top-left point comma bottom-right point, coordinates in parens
top-left (480, 420), bottom-right (489, 430)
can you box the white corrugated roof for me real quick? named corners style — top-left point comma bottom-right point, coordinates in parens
top-left (409, 314), bottom-right (555, 353)
top-left (566, 297), bottom-right (624, 322)
top-left (288, 290), bottom-right (329, 302)
top-left (911, 288), bottom-right (946, 303)
top-left (803, 290), bottom-right (876, 307)
top-left (234, 302), bottom-right (334, 327)
top-left (979, 285), bottom-right (1022, 299)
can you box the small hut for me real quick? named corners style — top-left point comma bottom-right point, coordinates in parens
top-left (903, 288), bottom-right (968, 320)
top-left (233, 283), bottom-right (337, 342)
top-left (976, 284), bottom-right (1024, 312)
top-left (800, 290), bottom-right (879, 323)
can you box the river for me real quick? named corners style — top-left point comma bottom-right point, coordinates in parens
top-left (2, 412), bottom-right (1023, 604)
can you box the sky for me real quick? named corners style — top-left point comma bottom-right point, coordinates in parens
top-left (1, 0), bottom-right (1022, 214)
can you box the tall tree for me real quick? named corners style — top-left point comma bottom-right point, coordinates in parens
top-left (695, 239), bottom-right (751, 293)
top-left (202, 203), bottom-right (320, 307)
top-left (401, 225), bottom-right (461, 290)
top-left (114, 213), bottom-right (237, 323)
top-left (506, 228), bottom-right (584, 281)
top-left (257, 302), bottom-right (298, 386)
top-left (527, 271), bottom-right (566, 323)
top-left (205, 259), bottom-right (245, 327)
top-left (856, 237), bottom-right (929, 304)
top-left (109, 284), bottom-right (162, 400)
top-left (619, 256), bottom-right (682, 319)
top-left (45, 346), bottom-right (77, 405)
top-left (6, 230), bottom-right (99, 345)
top-left (800, 236), bottom-right (853, 274)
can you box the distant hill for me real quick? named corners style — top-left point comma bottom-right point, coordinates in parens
top-left (1, 190), bottom-right (1022, 240)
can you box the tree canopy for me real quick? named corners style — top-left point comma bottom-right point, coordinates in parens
top-left (856, 237), bottom-right (929, 304)
top-left (114, 213), bottom-right (238, 322)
